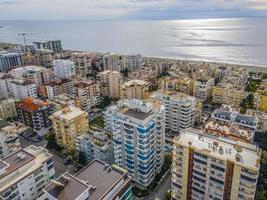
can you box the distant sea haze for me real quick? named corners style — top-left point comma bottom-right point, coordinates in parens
top-left (0, 17), bottom-right (267, 67)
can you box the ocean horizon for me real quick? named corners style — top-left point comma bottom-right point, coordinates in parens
top-left (1, 17), bottom-right (267, 67)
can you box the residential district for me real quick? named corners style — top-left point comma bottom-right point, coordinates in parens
top-left (0, 40), bottom-right (267, 200)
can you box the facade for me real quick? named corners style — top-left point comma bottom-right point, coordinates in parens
top-left (0, 119), bottom-right (21, 158)
top-left (36, 49), bottom-right (56, 68)
top-left (193, 78), bottom-right (215, 102)
top-left (97, 70), bottom-right (122, 98)
top-left (43, 159), bottom-right (132, 200)
top-left (103, 53), bottom-right (127, 72)
top-left (16, 98), bottom-right (54, 136)
top-left (11, 65), bottom-right (54, 86)
top-left (0, 99), bottom-right (17, 120)
top-left (45, 79), bottom-right (74, 98)
top-left (150, 90), bottom-right (197, 133)
top-left (73, 80), bottom-right (101, 112)
top-left (33, 40), bottom-right (62, 53)
top-left (254, 81), bottom-right (267, 112)
top-left (212, 83), bottom-right (245, 107)
top-left (70, 52), bottom-right (93, 77)
top-left (53, 59), bottom-right (76, 80)
top-left (104, 99), bottom-right (165, 187)
top-left (0, 51), bottom-right (22, 72)
top-left (122, 79), bottom-right (149, 100)
top-left (204, 106), bottom-right (258, 143)
top-left (171, 128), bottom-right (261, 200)
top-left (0, 145), bottom-right (55, 200)
top-left (75, 128), bottom-right (114, 164)
top-left (125, 54), bottom-right (143, 71)
top-left (10, 79), bottom-right (38, 100)
top-left (50, 106), bottom-right (89, 152)
top-left (0, 73), bottom-right (13, 99)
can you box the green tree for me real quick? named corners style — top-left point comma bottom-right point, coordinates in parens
top-left (78, 152), bottom-right (87, 166)
top-left (164, 191), bottom-right (172, 200)
top-left (46, 133), bottom-right (62, 152)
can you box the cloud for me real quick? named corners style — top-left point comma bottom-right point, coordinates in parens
top-left (0, 0), bottom-right (267, 19)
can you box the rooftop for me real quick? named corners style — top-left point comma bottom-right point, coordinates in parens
top-left (52, 106), bottom-right (87, 120)
top-left (44, 160), bottom-right (131, 200)
top-left (0, 145), bottom-right (53, 192)
top-left (175, 128), bottom-right (261, 170)
top-left (120, 107), bottom-right (152, 121)
top-left (17, 98), bottom-right (51, 113)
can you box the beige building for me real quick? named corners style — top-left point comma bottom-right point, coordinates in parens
top-left (212, 83), bottom-right (245, 107)
top-left (254, 81), bottom-right (267, 112)
top-left (172, 128), bottom-right (261, 200)
top-left (97, 70), bottom-right (122, 98)
top-left (121, 79), bottom-right (149, 100)
top-left (50, 106), bottom-right (89, 152)
top-left (0, 99), bottom-right (17, 120)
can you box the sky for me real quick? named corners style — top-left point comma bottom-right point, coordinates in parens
top-left (1, 0), bottom-right (267, 20)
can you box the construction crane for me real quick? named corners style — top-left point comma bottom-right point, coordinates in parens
top-left (18, 32), bottom-right (27, 46)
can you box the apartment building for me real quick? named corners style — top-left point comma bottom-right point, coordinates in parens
top-left (212, 83), bottom-right (245, 107)
top-left (150, 90), bottom-right (197, 133)
top-left (73, 80), bottom-right (101, 112)
top-left (70, 52), bottom-right (93, 76)
top-left (75, 128), bottom-right (114, 164)
top-left (125, 54), bottom-right (143, 71)
top-left (193, 78), bottom-right (215, 102)
top-left (103, 53), bottom-right (127, 72)
top-left (43, 160), bottom-right (132, 200)
top-left (104, 99), bottom-right (165, 187)
top-left (254, 81), bottom-right (267, 112)
top-left (0, 73), bottom-right (13, 99)
top-left (121, 79), bottom-right (149, 100)
top-left (0, 145), bottom-right (55, 200)
top-left (36, 49), bottom-right (56, 68)
top-left (0, 119), bottom-right (21, 158)
top-left (204, 106), bottom-right (258, 143)
top-left (52, 59), bottom-right (76, 80)
top-left (11, 65), bottom-right (54, 86)
top-left (0, 51), bottom-right (22, 72)
top-left (0, 99), bottom-right (17, 120)
top-left (33, 40), bottom-right (62, 53)
top-left (16, 98), bottom-right (54, 136)
top-left (10, 79), bottom-right (38, 100)
top-left (172, 128), bottom-right (261, 200)
top-left (45, 79), bottom-right (74, 98)
top-left (97, 70), bottom-right (122, 98)
top-left (50, 106), bottom-right (89, 152)
top-left (47, 94), bottom-right (81, 111)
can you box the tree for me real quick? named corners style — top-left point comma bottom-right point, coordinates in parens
top-left (78, 152), bottom-right (87, 166)
top-left (46, 133), bottom-right (62, 152)
top-left (164, 191), bottom-right (172, 200)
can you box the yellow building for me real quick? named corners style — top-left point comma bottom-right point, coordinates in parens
top-left (0, 99), bottom-right (18, 120)
top-left (50, 106), bottom-right (89, 152)
top-left (254, 82), bottom-right (267, 112)
top-left (121, 79), bottom-right (149, 100)
top-left (172, 128), bottom-right (261, 200)
top-left (212, 83), bottom-right (244, 107)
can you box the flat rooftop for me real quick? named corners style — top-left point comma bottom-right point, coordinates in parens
top-left (44, 160), bottom-right (131, 200)
top-left (0, 119), bottom-right (9, 129)
top-left (52, 106), bottom-right (87, 120)
top-left (120, 107), bottom-right (152, 121)
top-left (175, 128), bottom-right (261, 170)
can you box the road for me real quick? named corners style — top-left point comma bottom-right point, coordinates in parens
top-left (19, 136), bottom-right (76, 177)
top-left (147, 171), bottom-right (172, 200)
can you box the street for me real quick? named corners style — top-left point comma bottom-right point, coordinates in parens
top-left (146, 170), bottom-right (172, 200)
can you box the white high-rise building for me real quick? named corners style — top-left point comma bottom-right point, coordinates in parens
top-left (0, 145), bottom-right (55, 200)
top-left (172, 128), bottom-right (261, 200)
top-left (0, 73), bottom-right (12, 99)
top-left (104, 99), bottom-right (165, 187)
top-left (0, 51), bottom-right (22, 72)
top-left (150, 90), bottom-right (196, 133)
top-left (11, 65), bottom-right (54, 86)
top-left (52, 59), bottom-right (76, 80)
top-left (10, 79), bottom-right (38, 100)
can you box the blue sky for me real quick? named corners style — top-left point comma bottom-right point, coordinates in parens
top-left (1, 0), bottom-right (267, 20)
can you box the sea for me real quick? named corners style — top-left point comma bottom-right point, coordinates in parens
top-left (0, 17), bottom-right (267, 67)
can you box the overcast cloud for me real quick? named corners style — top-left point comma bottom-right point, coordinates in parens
top-left (0, 0), bottom-right (267, 20)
